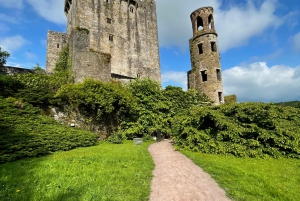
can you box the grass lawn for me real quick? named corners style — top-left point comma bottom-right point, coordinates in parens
top-left (0, 141), bottom-right (154, 201)
top-left (182, 151), bottom-right (300, 201)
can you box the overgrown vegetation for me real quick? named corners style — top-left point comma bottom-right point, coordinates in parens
top-left (275, 100), bottom-right (300, 108)
top-left (172, 103), bottom-right (300, 158)
top-left (224, 94), bottom-right (237, 103)
top-left (0, 141), bottom-right (154, 201)
top-left (0, 96), bottom-right (97, 163)
top-left (182, 151), bottom-right (300, 201)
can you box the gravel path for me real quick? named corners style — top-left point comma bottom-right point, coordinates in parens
top-left (148, 139), bottom-right (231, 201)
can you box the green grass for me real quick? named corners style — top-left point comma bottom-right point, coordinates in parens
top-left (182, 151), bottom-right (300, 201)
top-left (0, 141), bottom-right (154, 201)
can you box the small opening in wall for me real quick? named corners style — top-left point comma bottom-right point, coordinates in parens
top-left (197, 16), bottom-right (203, 31)
top-left (211, 42), bottom-right (217, 52)
top-left (109, 35), bottom-right (114, 41)
top-left (198, 43), bottom-right (203, 54)
top-left (107, 18), bottom-right (112, 24)
top-left (218, 92), bottom-right (223, 103)
top-left (137, 73), bottom-right (140, 78)
top-left (57, 44), bottom-right (59, 48)
top-left (208, 14), bottom-right (214, 30)
top-left (216, 69), bottom-right (221, 81)
top-left (201, 70), bottom-right (207, 82)
top-left (104, 0), bottom-right (109, 2)
top-left (130, 7), bottom-right (134, 13)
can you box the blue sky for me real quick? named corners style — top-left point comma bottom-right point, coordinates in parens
top-left (0, 0), bottom-right (300, 102)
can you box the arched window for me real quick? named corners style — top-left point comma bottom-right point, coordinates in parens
top-left (197, 16), bottom-right (203, 31)
top-left (208, 14), bottom-right (214, 30)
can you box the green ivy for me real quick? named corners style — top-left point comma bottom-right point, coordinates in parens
top-left (172, 103), bottom-right (300, 159)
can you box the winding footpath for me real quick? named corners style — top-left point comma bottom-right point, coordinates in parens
top-left (148, 140), bottom-right (231, 201)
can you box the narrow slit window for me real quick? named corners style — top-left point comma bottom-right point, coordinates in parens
top-left (201, 70), bottom-right (207, 82)
top-left (216, 69), bottom-right (221, 81)
top-left (198, 43), bottom-right (203, 54)
top-left (109, 35), bottom-right (114, 41)
top-left (57, 44), bottom-right (59, 48)
top-left (107, 18), bottom-right (112, 24)
top-left (137, 73), bottom-right (140, 78)
top-left (130, 7), bottom-right (134, 13)
top-left (211, 42), bottom-right (217, 52)
top-left (218, 92), bottom-right (223, 103)
top-left (104, 0), bottom-right (109, 2)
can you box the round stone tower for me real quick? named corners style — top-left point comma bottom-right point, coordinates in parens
top-left (187, 6), bottom-right (224, 104)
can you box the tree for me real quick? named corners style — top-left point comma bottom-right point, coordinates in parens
top-left (0, 47), bottom-right (10, 67)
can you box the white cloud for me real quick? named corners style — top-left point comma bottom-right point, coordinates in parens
top-left (0, 35), bottom-right (29, 53)
top-left (223, 62), bottom-right (300, 102)
top-left (0, 0), bottom-right (23, 9)
top-left (25, 52), bottom-right (37, 60)
top-left (162, 71), bottom-right (187, 90)
top-left (25, 0), bottom-right (65, 25)
top-left (292, 32), bottom-right (300, 52)
top-left (156, 0), bottom-right (282, 52)
top-left (0, 13), bottom-right (18, 23)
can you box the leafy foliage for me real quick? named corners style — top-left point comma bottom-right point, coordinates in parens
top-left (0, 97), bottom-right (97, 163)
top-left (13, 69), bottom-right (57, 109)
top-left (54, 79), bottom-right (135, 135)
top-left (0, 47), bottom-right (10, 67)
top-left (275, 100), bottom-right (300, 108)
top-left (0, 75), bottom-right (25, 97)
top-left (224, 94), bottom-right (237, 103)
top-left (52, 43), bottom-right (74, 86)
top-left (172, 102), bottom-right (300, 158)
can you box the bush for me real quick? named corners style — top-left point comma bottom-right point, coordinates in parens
top-left (0, 97), bottom-right (98, 163)
top-left (172, 102), bottom-right (300, 158)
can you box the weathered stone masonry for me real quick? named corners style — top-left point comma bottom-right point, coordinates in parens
top-left (46, 0), bottom-right (161, 84)
top-left (188, 7), bottom-right (224, 104)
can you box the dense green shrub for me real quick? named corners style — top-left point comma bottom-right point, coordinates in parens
top-left (0, 75), bottom-right (25, 97)
top-left (224, 94), bottom-right (237, 103)
top-left (120, 79), bottom-right (170, 139)
top-left (172, 102), bottom-right (300, 158)
top-left (54, 79), bottom-right (135, 134)
top-left (0, 97), bottom-right (98, 163)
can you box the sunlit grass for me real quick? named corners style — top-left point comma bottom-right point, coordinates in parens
top-left (0, 141), bottom-right (154, 201)
top-left (182, 151), bottom-right (300, 201)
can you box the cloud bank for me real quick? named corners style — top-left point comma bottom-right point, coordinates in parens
top-left (26, 0), bottom-right (66, 25)
top-left (162, 62), bottom-right (300, 102)
top-left (0, 35), bottom-right (29, 53)
top-left (223, 62), bottom-right (300, 102)
top-left (156, 0), bottom-right (282, 52)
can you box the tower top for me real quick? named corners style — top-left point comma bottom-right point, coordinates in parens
top-left (190, 6), bottom-right (216, 37)
top-left (190, 6), bottom-right (214, 19)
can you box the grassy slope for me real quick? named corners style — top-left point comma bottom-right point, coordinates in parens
top-left (182, 151), bottom-right (300, 201)
top-left (0, 141), bottom-right (154, 201)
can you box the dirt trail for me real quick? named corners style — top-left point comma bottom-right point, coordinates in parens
top-left (148, 140), bottom-right (231, 201)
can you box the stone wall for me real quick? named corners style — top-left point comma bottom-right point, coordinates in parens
top-left (69, 29), bottom-right (112, 83)
top-left (47, 0), bottom-right (161, 84)
top-left (0, 66), bottom-right (33, 75)
top-left (188, 7), bottom-right (224, 105)
top-left (46, 31), bottom-right (69, 73)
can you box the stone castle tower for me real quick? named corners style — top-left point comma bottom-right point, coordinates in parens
top-left (46, 0), bottom-right (161, 83)
top-left (187, 7), bottom-right (224, 104)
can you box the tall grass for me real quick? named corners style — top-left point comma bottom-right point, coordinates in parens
top-left (182, 151), bottom-right (300, 201)
top-left (0, 141), bottom-right (154, 201)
